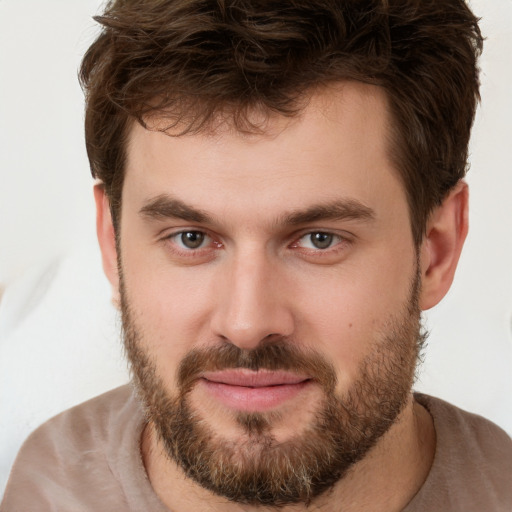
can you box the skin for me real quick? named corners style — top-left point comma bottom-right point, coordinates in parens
top-left (96, 81), bottom-right (468, 511)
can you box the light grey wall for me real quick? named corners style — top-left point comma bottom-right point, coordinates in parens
top-left (0, 0), bottom-right (104, 286)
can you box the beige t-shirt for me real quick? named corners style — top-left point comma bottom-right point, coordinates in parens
top-left (1, 385), bottom-right (511, 511)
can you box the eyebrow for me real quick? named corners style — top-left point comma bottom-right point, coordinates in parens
top-left (282, 199), bottom-right (375, 225)
top-left (140, 195), bottom-right (211, 223)
top-left (139, 194), bottom-right (375, 226)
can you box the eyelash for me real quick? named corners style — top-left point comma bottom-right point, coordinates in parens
top-left (161, 229), bottom-right (351, 259)
top-left (293, 232), bottom-right (344, 251)
top-left (163, 230), bottom-right (221, 256)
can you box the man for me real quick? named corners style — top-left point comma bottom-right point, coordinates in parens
top-left (2, 0), bottom-right (511, 510)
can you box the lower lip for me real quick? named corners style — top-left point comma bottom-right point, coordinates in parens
top-left (200, 379), bottom-right (311, 412)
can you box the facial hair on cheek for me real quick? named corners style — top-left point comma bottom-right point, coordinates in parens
top-left (119, 268), bottom-right (426, 506)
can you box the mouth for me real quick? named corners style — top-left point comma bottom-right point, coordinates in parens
top-left (199, 369), bottom-right (312, 412)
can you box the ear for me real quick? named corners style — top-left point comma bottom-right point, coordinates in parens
top-left (94, 183), bottom-right (120, 307)
top-left (419, 181), bottom-right (469, 311)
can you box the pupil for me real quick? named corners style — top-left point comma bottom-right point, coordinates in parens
top-left (311, 232), bottom-right (332, 249)
top-left (182, 231), bottom-right (204, 249)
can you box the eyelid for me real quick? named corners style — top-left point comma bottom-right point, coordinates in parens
top-left (159, 227), bottom-right (352, 262)
top-left (291, 229), bottom-right (351, 247)
top-left (299, 232), bottom-right (340, 250)
top-left (161, 228), bottom-right (221, 252)
top-left (288, 230), bottom-right (354, 264)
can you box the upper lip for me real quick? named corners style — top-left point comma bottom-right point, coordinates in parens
top-left (201, 369), bottom-right (310, 388)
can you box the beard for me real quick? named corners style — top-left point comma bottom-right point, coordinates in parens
top-left (120, 269), bottom-right (425, 507)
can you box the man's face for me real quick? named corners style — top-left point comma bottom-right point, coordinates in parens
top-left (117, 82), bottom-right (424, 504)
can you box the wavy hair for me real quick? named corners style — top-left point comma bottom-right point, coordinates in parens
top-left (80, 0), bottom-right (483, 244)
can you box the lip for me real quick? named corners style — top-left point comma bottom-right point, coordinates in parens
top-left (199, 369), bottom-right (312, 412)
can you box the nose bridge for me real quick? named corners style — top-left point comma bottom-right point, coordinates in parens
top-left (211, 244), bottom-right (293, 349)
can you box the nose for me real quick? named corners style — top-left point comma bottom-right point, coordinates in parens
top-left (210, 248), bottom-right (294, 350)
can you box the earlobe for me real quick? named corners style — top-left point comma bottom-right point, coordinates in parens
top-left (93, 183), bottom-right (121, 307)
top-left (419, 181), bottom-right (469, 311)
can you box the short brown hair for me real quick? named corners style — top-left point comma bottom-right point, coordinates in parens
top-left (80, 0), bottom-right (483, 244)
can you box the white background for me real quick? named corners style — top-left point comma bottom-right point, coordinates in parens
top-left (1, 0), bottom-right (511, 497)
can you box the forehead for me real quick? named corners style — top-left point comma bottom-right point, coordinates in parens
top-left (122, 82), bottom-right (407, 228)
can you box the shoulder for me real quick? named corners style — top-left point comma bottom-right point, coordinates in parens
top-left (417, 393), bottom-right (512, 463)
top-left (407, 393), bottom-right (512, 512)
top-left (1, 385), bottom-right (143, 511)
top-left (17, 384), bottom-right (137, 461)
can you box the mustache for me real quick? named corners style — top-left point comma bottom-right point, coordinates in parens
top-left (177, 340), bottom-right (338, 394)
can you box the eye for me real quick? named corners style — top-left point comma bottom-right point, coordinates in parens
top-left (172, 230), bottom-right (211, 250)
top-left (297, 232), bottom-right (341, 250)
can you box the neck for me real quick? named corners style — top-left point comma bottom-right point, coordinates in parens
top-left (141, 394), bottom-right (435, 512)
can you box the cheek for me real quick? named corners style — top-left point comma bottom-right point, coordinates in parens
top-left (120, 239), bottom-right (220, 383)
top-left (125, 267), bottom-right (214, 333)
top-left (293, 250), bottom-right (416, 386)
